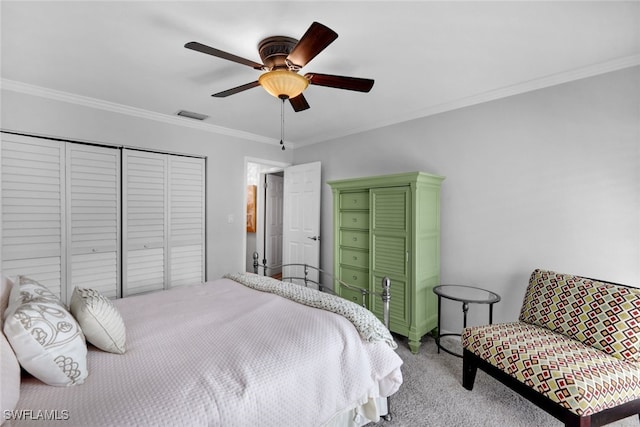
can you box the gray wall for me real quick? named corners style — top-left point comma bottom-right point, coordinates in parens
top-left (0, 89), bottom-right (292, 280)
top-left (2, 66), bottom-right (638, 336)
top-left (293, 66), bottom-right (640, 329)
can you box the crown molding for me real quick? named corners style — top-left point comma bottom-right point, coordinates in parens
top-left (0, 78), bottom-right (280, 146)
top-left (3, 53), bottom-right (638, 149)
top-left (296, 54), bottom-right (640, 147)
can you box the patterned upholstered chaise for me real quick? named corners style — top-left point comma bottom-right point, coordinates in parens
top-left (462, 269), bottom-right (640, 427)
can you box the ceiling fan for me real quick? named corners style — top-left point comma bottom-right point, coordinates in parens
top-left (185, 22), bottom-right (374, 112)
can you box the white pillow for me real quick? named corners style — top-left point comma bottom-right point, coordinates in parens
top-left (3, 276), bottom-right (88, 386)
top-left (70, 287), bottom-right (126, 354)
top-left (1, 276), bottom-right (20, 423)
top-left (1, 276), bottom-right (13, 327)
top-left (1, 332), bottom-right (20, 421)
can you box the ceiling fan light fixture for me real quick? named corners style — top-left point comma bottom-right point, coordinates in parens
top-left (259, 70), bottom-right (309, 99)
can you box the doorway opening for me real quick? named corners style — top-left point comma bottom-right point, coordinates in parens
top-left (245, 159), bottom-right (322, 285)
top-left (245, 160), bottom-right (286, 276)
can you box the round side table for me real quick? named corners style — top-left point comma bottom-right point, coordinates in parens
top-left (433, 284), bottom-right (501, 357)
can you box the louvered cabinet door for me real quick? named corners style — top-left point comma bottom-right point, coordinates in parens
top-left (66, 143), bottom-right (121, 298)
top-left (1, 134), bottom-right (66, 299)
top-left (370, 186), bottom-right (411, 333)
top-left (168, 155), bottom-right (205, 286)
top-left (122, 150), bottom-right (167, 296)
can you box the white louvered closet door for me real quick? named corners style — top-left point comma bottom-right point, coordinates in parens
top-left (1, 134), bottom-right (66, 300)
top-left (168, 156), bottom-right (205, 286)
top-left (122, 150), bottom-right (168, 296)
top-left (66, 143), bottom-right (121, 298)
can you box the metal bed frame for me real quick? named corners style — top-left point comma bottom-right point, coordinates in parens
top-left (252, 252), bottom-right (394, 422)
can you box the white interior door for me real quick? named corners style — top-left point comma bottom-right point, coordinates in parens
top-left (282, 161), bottom-right (321, 284)
top-left (67, 143), bottom-right (121, 299)
top-left (1, 134), bottom-right (66, 300)
top-left (122, 150), bottom-right (168, 296)
top-left (168, 155), bottom-right (205, 286)
top-left (264, 173), bottom-right (283, 276)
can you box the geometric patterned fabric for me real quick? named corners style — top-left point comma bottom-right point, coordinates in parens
top-left (462, 321), bottom-right (640, 416)
top-left (519, 269), bottom-right (640, 363)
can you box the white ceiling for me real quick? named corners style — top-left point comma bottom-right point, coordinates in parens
top-left (2, 1), bottom-right (639, 148)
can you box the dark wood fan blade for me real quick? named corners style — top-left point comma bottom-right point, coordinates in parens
top-left (305, 73), bottom-right (374, 92)
top-left (289, 94), bottom-right (310, 112)
top-left (185, 41), bottom-right (265, 70)
top-left (212, 81), bottom-right (261, 97)
top-left (286, 22), bottom-right (338, 68)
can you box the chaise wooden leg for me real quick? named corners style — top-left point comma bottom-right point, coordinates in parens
top-left (462, 349), bottom-right (478, 390)
top-left (564, 414), bottom-right (591, 427)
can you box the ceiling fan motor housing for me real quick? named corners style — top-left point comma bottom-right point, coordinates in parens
top-left (258, 36), bottom-right (299, 70)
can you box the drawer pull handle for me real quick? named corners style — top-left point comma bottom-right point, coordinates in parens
top-left (352, 237), bottom-right (358, 242)
top-left (353, 256), bottom-right (358, 260)
top-left (352, 275), bottom-right (358, 280)
top-left (353, 199), bottom-right (358, 204)
top-left (352, 218), bottom-right (358, 223)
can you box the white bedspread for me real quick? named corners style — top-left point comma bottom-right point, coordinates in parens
top-left (8, 278), bottom-right (403, 427)
top-left (224, 272), bottom-right (396, 348)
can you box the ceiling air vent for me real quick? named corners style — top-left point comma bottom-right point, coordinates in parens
top-left (176, 110), bottom-right (209, 121)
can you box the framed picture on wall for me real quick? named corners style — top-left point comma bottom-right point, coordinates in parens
top-left (246, 185), bottom-right (257, 233)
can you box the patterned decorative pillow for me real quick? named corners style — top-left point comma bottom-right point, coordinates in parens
top-left (7, 276), bottom-right (60, 306)
top-left (70, 287), bottom-right (126, 354)
top-left (3, 276), bottom-right (88, 386)
top-left (519, 269), bottom-right (640, 362)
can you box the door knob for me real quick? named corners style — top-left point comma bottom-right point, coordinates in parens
top-left (307, 236), bottom-right (320, 241)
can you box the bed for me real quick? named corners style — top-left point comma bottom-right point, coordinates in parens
top-left (1, 271), bottom-right (403, 427)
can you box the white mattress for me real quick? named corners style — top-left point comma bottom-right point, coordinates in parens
top-left (9, 278), bottom-right (403, 426)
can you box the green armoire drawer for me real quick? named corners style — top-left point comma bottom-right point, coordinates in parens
top-left (339, 191), bottom-right (369, 210)
top-left (340, 247), bottom-right (369, 269)
top-left (339, 266), bottom-right (368, 288)
top-left (339, 230), bottom-right (369, 250)
top-left (339, 211), bottom-right (369, 230)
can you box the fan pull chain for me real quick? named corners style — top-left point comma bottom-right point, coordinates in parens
top-left (279, 98), bottom-right (285, 151)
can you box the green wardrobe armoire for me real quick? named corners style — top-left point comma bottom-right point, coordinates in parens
top-left (328, 172), bottom-right (444, 353)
